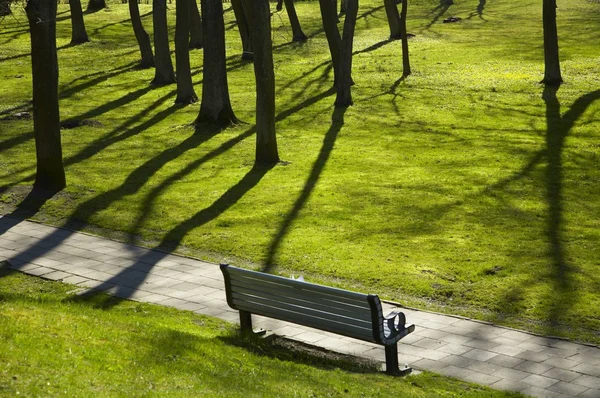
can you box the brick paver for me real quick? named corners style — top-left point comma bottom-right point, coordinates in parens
top-left (1, 214), bottom-right (599, 398)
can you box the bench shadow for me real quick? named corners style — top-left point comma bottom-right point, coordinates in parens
top-left (219, 331), bottom-right (379, 374)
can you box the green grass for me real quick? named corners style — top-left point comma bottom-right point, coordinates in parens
top-left (1, 0), bottom-right (599, 344)
top-left (0, 268), bottom-right (524, 397)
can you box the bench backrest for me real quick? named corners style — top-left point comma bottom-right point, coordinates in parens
top-left (221, 264), bottom-right (384, 344)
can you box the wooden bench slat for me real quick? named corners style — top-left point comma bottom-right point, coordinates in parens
top-left (227, 266), bottom-right (368, 303)
top-left (230, 279), bottom-right (373, 319)
top-left (231, 290), bottom-right (373, 329)
top-left (235, 299), bottom-right (376, 342)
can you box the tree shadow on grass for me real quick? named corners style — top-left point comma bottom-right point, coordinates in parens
top-left (263, 106), bottom-right (347, 272)
top-left (0, 187), bottom-right (61, 235)
top-left (423, 0), bottom-right (453, 30)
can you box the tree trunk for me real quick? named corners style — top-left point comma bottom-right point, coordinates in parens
top-left (340, 0), bottom-right (348, 15)
top-left (86, 0), bottom-right (105, 12)
top-left (399, 0), bottom-right (410, 76)
top-left (196, 0), bottom-right (238, 125)
top-left (175, 0), bottom-right (198, 104)
top-left (319, 0), bottom-right (342, 85)
top-left (26, 0), bottom-right (66, 191)
top-left (284, 0), bottom-right (307, 42)
top-left (129, 0), bottom-right (154, 68)
top-left (335, 0), bottom-right (358, 107)
top-left (189, 0), bottom-right (203, 49)
top-left (69, 0), bottom-right (90, 45)
top-left (253, 0), bottom-right (279, 165)
top-left (152, 0), bottom-right (176, 85)
top-left (542, 0), bottom-right (562, 85)
top-left (231, 0), bottom-right (253, 60)
top-left (383, 0), bottom-right (401, 40)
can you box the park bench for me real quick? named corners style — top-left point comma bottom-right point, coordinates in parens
top-left (220, 264), bottom-right (415, 375)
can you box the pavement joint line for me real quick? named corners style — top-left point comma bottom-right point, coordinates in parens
top-left (1, 215), bottom-right (600, 397)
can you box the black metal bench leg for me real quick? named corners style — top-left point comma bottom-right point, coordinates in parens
top-left (385, 344), bottom-right (412, 376)
top-left (239, 310), bottom-right (266, 336)
top-left (240, 310), bottom-right (253, 333)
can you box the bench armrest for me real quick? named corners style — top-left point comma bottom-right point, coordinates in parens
top-left (384, 310), bottom-right (414, 341)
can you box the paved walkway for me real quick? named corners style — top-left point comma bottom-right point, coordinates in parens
top-left (0, 215), bottom-right (599, 398)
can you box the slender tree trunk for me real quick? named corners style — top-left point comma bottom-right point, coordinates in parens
top-left (231, 0), bottom-right (253, 60)
top-left (175, 0), bottom-right (198, 104)
top-left (189, 0), bottom-right (203, 49)
top-left (319, 0), bottom-right (342, 85)
top-left (542, 0), bottom-right (562, 85)
top-left (86, 0), bottom-right (105, 12)
top-left (196, 0), bottom-right (238, 125)
top-left (129, 0), bottom-right (154, 68)
top-left (69, 0), bottom-right (90, 45)
top-left (152, 0), bottom-right (176, 85)
top-left (26, 0), bottom-right (66, 191)
top-left (400, 0), bottom-right (410, 76)
top-left (383, 0), bottom-right (401, 40)
top-left (335, 0), bottom-right (358, 107)
top-left (253, 0), bottom-right (279, 165)
top-left (283, 0), bottom-right (307, 42)
top-left (340, 0), bottom-right (348, 15)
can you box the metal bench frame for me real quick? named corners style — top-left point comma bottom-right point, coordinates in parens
top-left (220, 263), bottom-right (415, 375)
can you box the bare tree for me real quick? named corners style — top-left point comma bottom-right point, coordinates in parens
top-left (128, 0), bottom-right (154, 68)
top-left (542, 0), bottom-right (562, 85)
top-left (196, 0), bottom-right (238, 125)
top-left (26, 0), bottom-right (66, 190)
top-left (253, 0), bottom-right (279, 165)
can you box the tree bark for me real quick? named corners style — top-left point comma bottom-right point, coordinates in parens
top-left (196, 0), bottom-right (238, 125)
top-left (69, 0), bottom-right (90, 45)
top-left (319, 0), bottom-right (342, 85)
top-left (340, 0), bottom-right (348, 15)
top-left (86, 0), bottom-right (105, 12)
top-left (542, 0), bottom-right (562, 85)
top-left (26, 0), bottom-right (66, 191)
top-left (284, 0), bottom-right (307, 42)
top-left (152, 0), bottom-right (176, 85)
top-left (253, 0), bottom-right (279, 165)
top-left (399, 0), bottom-right (410, 76)
top-left (383, 0), bottom-right (401, 40)
top-left (129, 0), bottom-right (154, 68)
top-left (175, 0), bottom-right (198, 104)
top-left (335, 0), bottom-right (358, 107)
top-left (231, 0), bottom-right (253, 60)
top-left (189, 0), bottom-right (203, 49)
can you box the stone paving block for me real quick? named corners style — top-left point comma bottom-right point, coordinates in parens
top-left (579, 389), bottom-right (600, 398)
top-left (546, 381), bottom-right (590, 396)
top-left (138, 293), bottom-right (170, 304)
top-left (42, 270), bottom-right (72, 281)
top-left (438, 343), bottom-right (473, 356)
top-left (572, 375), bottom-right (600, 390)
top-left (418, 319), bottom-right (451, 330)
top-left (542, 367), bottom-right (581, 382)
top-left (418, 348), bottom-right (451, 361)
top-left (520, 386), bottom-right (560, 398)
top-left (412, 337), bottom-right (448, 350)
top-left (11, 263), bottom-right (41, 272)
top-left (270, 325), bottom-right (309, 338)
top-left (572, 363), bottom-right (600, 378)
top-left (488, 344), bottom-right (526, 357)
top-left (438, 333), bottom-right (473, 345)
top-left (516, 350), bottom-right (552, 363)
top-left (295, 331), bottom-right (329, 344)
top-left (521, 373), bottom-right (560, 389)
top-left (567, 353), bottom-right (600, 366)
top-left (439, 354), bottom-right (478, 368)
top-left (213, 311), bottom-right (239, 323)
top-left (198, 278), bottom-right (225, 289)
top-left (170, 281), bottom-right (203, 291)
top-left (466, 360), bottom-right (501, 375)
top-left (24, 266), bottom-right (54, 277)
top-left (414, 328), bottom-right (451, 340)
top-left (540, 346), bottom-right (580, 359)
top-left (501, 329), bottom-right (534, 342)
top-left (61, 275), bottom-right (89, 285)
top-left (462, 348), bottom-right (498, 362)
top-left (541, 357), bottom-right (580, 371)
top-left (514, 360), bottom-right (554, 375)
top-left (174, 302), bottom-right (207, 312)
top-left (515, 341), bottom-right (548, 353)
top-left (412, 358), bottom-right (449, 372)
top-left (488, 354), bottom-right (526, 368)
top-left (463, 339), bottom-right (501, 351)
top-left (440, 365), bottom-right (500, 385)
top-left (494, 366), bottom-right (531, 382)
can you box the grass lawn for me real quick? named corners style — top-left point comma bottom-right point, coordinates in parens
top-left (1, 0), bottom-right (599, 345)
top-left (0, 268), bottom-right (525, 397)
